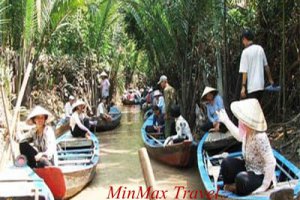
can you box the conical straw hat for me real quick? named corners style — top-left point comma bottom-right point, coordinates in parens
top-left (26, 106), bottom-right (54, 125)
top-left (201, 87), bottom-right (218, 100)
top-left (230, 98), bottom-right (267, 132)
top-left (100, 71), bottom-right (108, 77)
top-left (72, 100), bottom-right (86, 112)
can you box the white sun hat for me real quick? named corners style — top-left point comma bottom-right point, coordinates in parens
top-left (231, 98), bottom-right (267, 132)
top-left (153, 90), bottom-right (161, 97)
top-left (157, 75), bottom-right (167, 84)
top-left (72, 100), bottom-right (86, 112)
top-left (26, 106), bottom-right (54, 125)
top-left (201, 86), bottom-right (218, 100)
top-left (100, 71), bottom-right (108, 77)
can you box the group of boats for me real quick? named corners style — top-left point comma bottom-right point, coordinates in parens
top-left (141, 113), bottom-right (300, 199)
top-left (121, 89), bottom-right (141, 105)
top-left (1, 102), bottom-right (299, 200)
top-left (0, 106), bottom-right (122, 200)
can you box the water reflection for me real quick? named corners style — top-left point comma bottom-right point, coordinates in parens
top-left (72, 105), bottom-right (203, 200)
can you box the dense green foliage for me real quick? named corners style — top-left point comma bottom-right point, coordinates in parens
top-left (0, 0), bottom-right (299, 128)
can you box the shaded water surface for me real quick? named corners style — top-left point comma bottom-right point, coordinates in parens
top-left (73, 105), bottom-right (204, 200)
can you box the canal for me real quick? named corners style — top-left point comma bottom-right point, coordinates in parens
top-left (73, 105), bottom-right (203, 200)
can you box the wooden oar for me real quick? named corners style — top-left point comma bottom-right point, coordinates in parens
top-left (206, 153), bottom-right (221, 190)
top-left (147, 133), bottom-right (164, 146)
top-left (0, 82), bottom-right (15, 167)
top-left (3, 63), bottom-right (33, 166)
top-left (11, 63), bottom-right (33, 139)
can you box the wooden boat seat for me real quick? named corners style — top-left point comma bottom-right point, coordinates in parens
top-left (57, 149), bottom-right (93, 154)
top-left (58, 139), bottom-right (93, 149)
top-left (57, 159), bottom-right (91, 165)
top-left (58, 153), bottom-right (93, 159)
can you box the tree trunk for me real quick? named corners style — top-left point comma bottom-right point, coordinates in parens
top-left (222, 0), bottom-right (228, 105)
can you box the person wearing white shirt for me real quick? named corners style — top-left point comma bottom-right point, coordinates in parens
top-left (164, 105), bottom-right (193, 146)
top-left (239, 29), bottom-right (274, 102)
top-left (70, 100), bottom-right (91, 139)
top-left (19, 106), bottom-right (56, 168)
top-left (97, 98), bottom-right (112, 121)
top-left (99, 71), bottom-right (110, 99)
top-left (64, 95), bottom-right (75, 118)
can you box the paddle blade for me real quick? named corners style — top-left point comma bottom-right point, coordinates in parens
top-left (35, 167), bottom-right (66, 199)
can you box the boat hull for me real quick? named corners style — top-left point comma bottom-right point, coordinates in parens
top-left (141, 115), bottom-right (196, 167)
top-left (0, 166), bottom-right (54, 200)
top-left (145, 140), bottom-right (195, 167)
top-left (56, 132), bottom-right (100, 199)
top-left (62, 165), bottom-right (97, 199)
top-left (91, 106), bottom-right (122, 132)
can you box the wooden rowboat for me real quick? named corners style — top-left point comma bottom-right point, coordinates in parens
top-left (91, 106), bottom-right (121, 132)
top-left (56, 131), bottom-right (100, 199)
top-left (141, 115), bottom-right (196, 167)
top-left (198, 132), bottom-right (300, 200)
top-left (0, 165), bottom-right (54, 200)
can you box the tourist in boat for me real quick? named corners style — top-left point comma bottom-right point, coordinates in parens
top-left (99, 71), bottom-right (110, 99)
top-left (163, 105), bottom-right (193, 146)
top-left (152, 90), bottom-right (165, 113)
top-left (97, 97), bottom-right (112, 121)
top-left (158, 75), bottom-right (177, 138)
top-left (64, 95), bottom-right (75, 118)
top-left (19, 106), bottom-right (56, 168)
top-left (217, 98), bottom-right (276, 195)
top-left (70, 100), bottom-right (92, 139)
top-left (145, 105), bottom-right (165, 134)
top-left (142, 87), bottom-right (153, 111)
top-left (200, 86), bottom-right (227, 133)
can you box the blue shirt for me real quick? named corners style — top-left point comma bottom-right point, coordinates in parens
top-left (206, 95), bottom-right (224, 123)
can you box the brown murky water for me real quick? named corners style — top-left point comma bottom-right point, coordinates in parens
top-left (72, 105), bottom-right (204, 200)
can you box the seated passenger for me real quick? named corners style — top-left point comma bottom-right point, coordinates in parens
top-left (217, 99), bottom-right (276, 196)
top-left (70, 100), bottom-right (92, 139)
top-left (163, 105), bottom-right (193, 146)
top-left (145, 105), bottom-right (165, 134)
top-left (19, 106), bottom-right (56, 168)
top-left (64, 95), bottom-right (75, 118)
top-left (200, 86), bottom-right (228, 133)
top-left (97, 98), bottom-right (112, 121)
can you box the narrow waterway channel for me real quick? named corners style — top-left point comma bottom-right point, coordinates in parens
top-left (73, 105), bottom-right (203, 200)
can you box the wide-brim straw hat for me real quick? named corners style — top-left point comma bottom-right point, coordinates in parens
top-left (72, 100), bottom-right (86, 112)
top-left (201, 86), bottom-right (218, 100)
top-left (26, 106), bottom-right (54, 125)
top-left (231, 98), bottom-right (267, 132)
top-left (100, 71), bottom-right (108, 77)
top-left (153, 90), bottom-right (161, 97)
